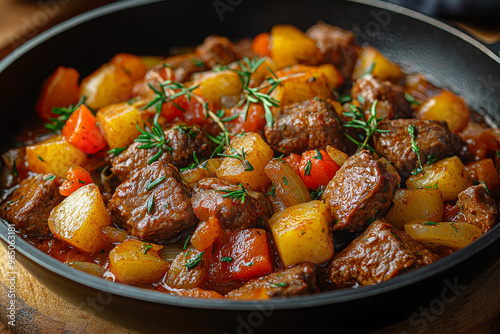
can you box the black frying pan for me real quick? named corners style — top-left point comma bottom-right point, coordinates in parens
top-left (0, 0), bottom-right (499, 333)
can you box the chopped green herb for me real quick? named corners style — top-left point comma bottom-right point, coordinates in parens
top-left (407, 124), bottom-right (425, 175)
top-left (275, 154), bottom-right (285, 163)
top-left (405, 92), bottom-right (421, 106)
top-left (243, 261), bottom-right (254, 267)
top-left (424, 222), bottom-right (438, 226)
top-left (127, 97), bottom-right (139, 105)
top-left (496, 151), bottom-right (500, 159)
top-left (12, 161), bottom-right (18, 178)
top-left (147, 194), bottom-right (155, 214)
top-left (43, 175), bottom-right (56, 181)
top-left (282, 176), bottom-right (288, 185)
top-left (266, 182), bottom-right (276, 197)
top-left (427, 154), bottom-right (438, 165)
top-left (450, 223), bottom-right (458, 233)
top-left (218, 147), bottom-right (254, 171)
top-left (313, 149), bottom-right (323, 160)
top-left (146, 175), bottom-right (166, 190)
top-left (481, 181), bottom-right (491, 196)
top-left (216, 183), bottom-right (248, 203)
top-left (221, 256), bottom-right (234, 263)
top-left (107, 146), bottom-right (127, 157)
top-left (78, 179), bottom-right (86, 184)
top-left (45, 96), bottom-right (87, 132)
top-left (304, 160), bottom-right (312, 176)
top-left (361, 62), bottom-right (375, 78)
top-left (270, 282), bottom-right (288, 288)
top-left (339, 95), bottom-right (352, 104)
top-left (38, 156), bottom-right (44, 162)
top-left (134, 122), bottom-right (173, 164)
top-left (185, 252), bottom-right (205, 270)
top-left (183, 235), bottom-right (192, 250)
top-left (141, 243), bottom-right (153, 254)
top-left (190, 58), bottom-right (205, 68)
top-left (311, 185), bottom-right (325, 200)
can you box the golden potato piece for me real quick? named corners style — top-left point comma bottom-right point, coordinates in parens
top-left (217, 132), bottom-right (273, 191)
top-left (385, 189), bottom-right (443, 230)
top-left (196, 70), bottom-right (243, 108)
top-left (417, 91), bottom-right (470, 133)
top-left (406, 156), bottom-right (473, 202)
top-left (353, 46), bottom-right (402, 82)
top-left (109, 239), bottom-right (169, 284)
top-left (26, 135), bottom-right (88, 178)
top-left (270, 25), bottom-right (323, 69)
top-left (404, 220), bottom-right (482, 249)
top-left (269, 200), bottom-right (333, 267)
top-left (97, 102), bottom-right (143, 149)
top-left (48, 184), bottom-right (112, 253)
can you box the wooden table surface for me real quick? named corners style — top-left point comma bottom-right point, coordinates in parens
top-left (0, 1), bottom-right (499, 333)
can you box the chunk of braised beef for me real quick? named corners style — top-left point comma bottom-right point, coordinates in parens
top-left (226, 262), bottom-right (317, 299)
top-left (111, 124), bottom-right (211, 181)
top-left (264, 98), bottom-right (347, 155)
top-left (306, 22), bottom-right (360, 80)
top-left (456, 185), bottom-right (498, 233)
top-left (351, 75), bottom-right (413, 119)
top-left (0, 174), bottom-right (63, 237)
top-left (321, 150), bottom-right (399, 234)
top-left (191, 178), bottom-right (271, 230)
top-left (373, 119), bottom-right (461, 178)
top-left (324, 220), bottom-right (439, 289)
top-left (196, 35), bottom-right (239, 68)
top-left (107, 161), bottom-right (197, 243)
top-left (161, 54), bottom-right (209, 83)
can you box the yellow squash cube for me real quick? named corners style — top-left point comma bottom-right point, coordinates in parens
top-left (269, 200), bottom-right (333, 267)
top-left (48, 184), bottom-right (112, 253)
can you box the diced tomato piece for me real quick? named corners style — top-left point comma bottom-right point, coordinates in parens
top-left (208, 229), bottom-right (273, 283)
top-left (160, 94), bottom-right (212, 129)
top-left (442, 203), bottom-right (464, 222)
top-left (228, 103), bottom-right (267, 133)
top-left (111, 53), bottom-right (147, 81)
top-left (62, 104), bottom-right (107, 154)
top-left (299, 149), bottom-right (340, 189)
top-left (59, 166), bottom-right (94, 196)
top-left (36, 66), bottom-right (80, 121)
top-left (283, 153), bottom-right (302, 175)
top-left (252, 33), bottom-right (271, 57)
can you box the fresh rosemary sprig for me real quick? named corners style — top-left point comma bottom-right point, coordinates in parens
top-left (179, 151), bottom-right (208, 171)
top-left (216, 183), bottom-right (248, 203)
top-left (144, 80), bottom-right (199, 119)
top-left (405, 92), bottom-right (421, 106)
top-left (235, 57), bottom-right (282, 127)
top-left (185, 252), bottom-right (205, 270)
top-left (343, 99), bottom-right (390, 153)
top-left (218, 147), bottom-right (254, 171)
top-left (107, 146), bottom-right (127, 157)
top-left (134, 122), bottom-right (173, 164)
top-left (407, 124), bottom-right (425, 175)
top-left (45, 96), bottom-right (87, 132)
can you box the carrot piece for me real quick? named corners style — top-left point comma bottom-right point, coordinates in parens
top-left (110, 53), bottom-right (147, 81)
top-left (252, 33), bottom-right (271, 57)
top-left (191, 217), bottom-right (222, 252)
top-left (228, 103), bottom-right (267, 133)
top-left (62, 104), bottom-right (107, 154)
top-left (36, 66), bottom-right (80, 121)
top-left (299, 149), bottom-right (340, 189)
top-left (59, 166), bottom-right (94, 196)
top-left (283, 153), bottom-right (302, 175)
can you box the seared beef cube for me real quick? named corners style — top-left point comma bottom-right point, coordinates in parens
top-left (0, 174), bottom-right (63, 237)
top-left (373, 119), bottom-right (461, 178)
top-left (196, 35), bottom-right (238, 68)
top-left (233, 38), bottom-right (255, 60)
top-left (226, 262), bottom-right (317, 299)
top-left (111, 124), bottom-right (211, 181)
top-left (191, 178), bottom-right (271, 230)
top-left (265, 98), bottom-right (347, 154)
top-left (108, 161), bottom-right (197, 243)
top-left (321, 150), bottom-right (399, 233)
top-left (325, 220), bottom-right (439, 289)
top-left (306, 22), bottom-right (359, 79)
top-left (162, 54), bottom-right (209, 83)
top-left (457, 185), bottom-right (498, 233)
top-left (351, 75), bottom-right (412, 119)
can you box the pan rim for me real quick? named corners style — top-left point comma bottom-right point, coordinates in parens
top-left (0, 0), bottom-right (499, 311)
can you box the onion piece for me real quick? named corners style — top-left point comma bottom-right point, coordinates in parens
top-left (180, 158), bottom-right (220, 187)
top-left (264, 158), bottom-right (310, 208)
top-left (326, 146), bottom-right (347, 167)
top-left (404, 220), bottom-right (482, 249)
top-left (68, 261), bottom-right (105, 277)
top-left (100, 226), bottom-right (131, 244)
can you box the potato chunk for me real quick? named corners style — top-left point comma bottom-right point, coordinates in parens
top-left (96, 102), bottom-right (143, 149)
top-left (48, 184), bottom-right (112, 253)
top-left (270, 25), bottom-right (323, 69)
top-left (269, 200), bottom-right (333, 267)
top-left (416, 91), bottom-right (469, 133)
top-left (26, 135), bottom-right (88, 178)
top-left (385, 189), bottom-right (443, 230)
top-left (216, 132), bottom-right (273, 191)
top-left (352, 46), bottom-right (402, 82)
top-left (196, 70), bottom-right (243, 108)
top-left (406, 156), bottom-right (473, 202)
top-left (109, 239), bottom-right (169, 284)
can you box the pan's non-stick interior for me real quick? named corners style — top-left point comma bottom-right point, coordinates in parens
top-left (0, 0), bottom-right (499, 333)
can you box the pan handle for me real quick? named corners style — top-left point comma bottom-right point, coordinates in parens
top-left (452, 22), bottom-right (500, 57)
